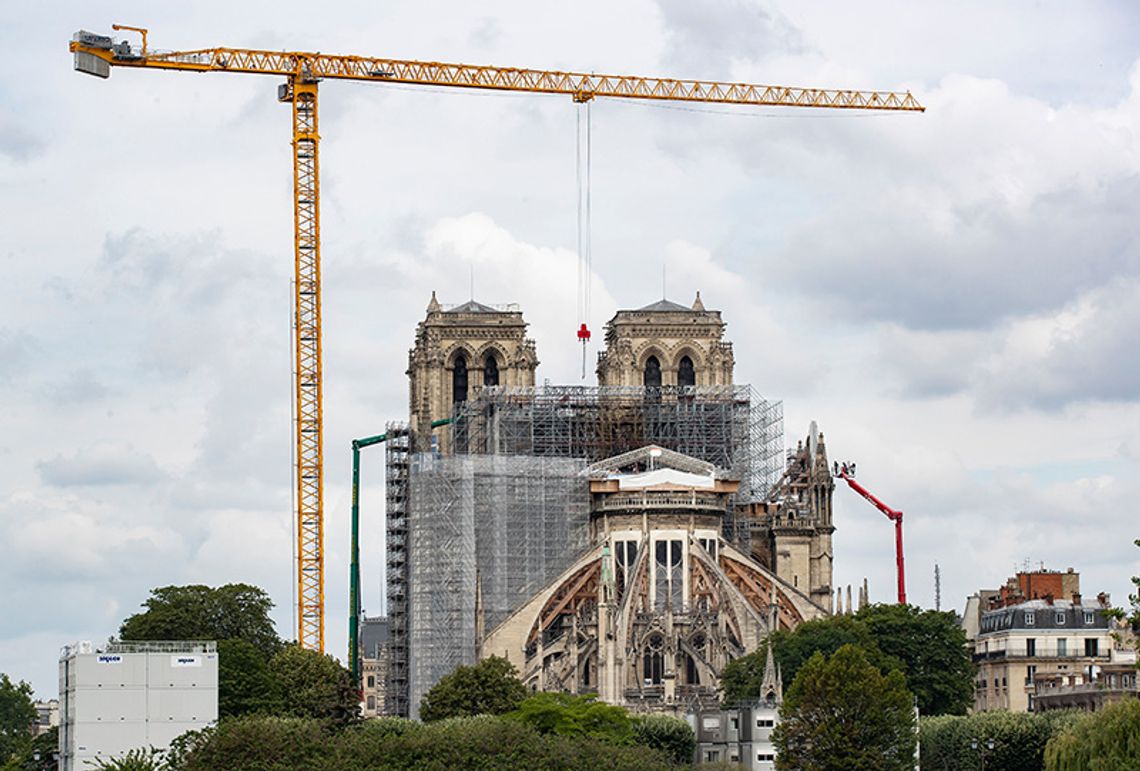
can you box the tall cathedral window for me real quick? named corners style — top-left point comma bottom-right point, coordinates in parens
top-left (643, 634), bottom-right (664, 685)
top-left (484, 354), bottom-right (499, 387)
top-left (453, 354), bottom-right (468, 404)
top-left (678, 355), bottom-right (695, 387)
top-left (644, 356), bottom-right (662, 389)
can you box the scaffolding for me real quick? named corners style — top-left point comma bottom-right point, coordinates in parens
top-left (404, 453), bottom-right (589, 718)
top-left (386, 384), bottom-right (782, 716)
top-left (383, 422), bottom-right (411, 716)
top-left (451, 384), bottom-right (782, 502)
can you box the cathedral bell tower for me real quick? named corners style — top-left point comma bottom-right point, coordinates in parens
top-left (596, 292), bottom-right (735, 388)
top-left (406, 293), bottom-right (538, 452)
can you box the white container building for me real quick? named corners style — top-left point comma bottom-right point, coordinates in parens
top-left (58, 640), bottom-right (218, 771)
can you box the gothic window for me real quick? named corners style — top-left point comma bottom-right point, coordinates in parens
top-left (453, 354), bottom-right (468, 404)
top-left (644, 355), bottom-right (662, 389)
top-left (684, 653), bottom-right (700, 685)
top-left (644, 634), bottom-right (664, 685)
top-left (678, 355), bottom-right (696, 387)
top-left (615, 540), bottom-right (638, 601)
top-left (484, 354), bottom-right (499, 387)
top-left (654, 539), bottom-right (684, 610)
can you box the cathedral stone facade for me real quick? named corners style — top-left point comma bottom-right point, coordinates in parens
top-left (596, 294), bottom-right (735, 387)
top-left (390, 292), bottom-right (836, 716)
top-left (406, 293), bottom-right (538, 452)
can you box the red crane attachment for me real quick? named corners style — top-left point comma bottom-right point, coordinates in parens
top-left (834, 462), bottom-right (907, 605)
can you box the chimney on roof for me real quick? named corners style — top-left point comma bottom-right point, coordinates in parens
top-left (1072, 593), bottom-right (1081, 605)
top-left (1097, 592), bottom-right (1109, 607)
top-left (1045, 593), bottom-right (1054, 606)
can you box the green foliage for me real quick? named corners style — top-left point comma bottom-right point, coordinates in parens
top-left (774, 644), bottom-right (916, 771)
top-left (418, 656), bottom-right (526, 722)
top-left (854, 603), bottom-right (975, 715)
top-left (506, 692), bottom-right (633, 744)
top-left (173, 715), bottom-right (331, 771)
top-left (17, 726), bottom-right (59, 771)
top-left (173, 713), bottom-right (676, 770)
top-left (88, 746), bottom-right (167, 770)
top-left (0, 674), bottom-right (36, 764)
top-left (720, 615), bottom-right (900, 706)
top-left (1044, 698), bottom-right (1140, 771)
top-left (119, 584), bottom-right (281, 659)
top-left (217, 638), bottom-right (281, 718)
top-left (920, 709), bottom-right (1084, 771)
top-left (721, 604), bottom-right (975, 717)
top-left (269, 645), bottom-right (359, 725)
top-left (631, 713), bottom-right (696, 765)
top-left (1105, 539), bottom-right (1140, 636)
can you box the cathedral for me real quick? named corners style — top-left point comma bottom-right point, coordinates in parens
top-left (383, 293), bottom-right (836, 717)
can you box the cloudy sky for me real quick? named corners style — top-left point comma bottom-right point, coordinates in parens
top-left (4, 1), bottom-right (1139, 696)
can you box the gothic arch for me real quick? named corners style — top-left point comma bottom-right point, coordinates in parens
top-left (475, 341), bottom-right (509, 365)
top-left (633, 341), bottom-right (669, 371)
top-left (668, 344), bottom-right (705, 372)
top-left (442, 342), bottom-right (478, 369)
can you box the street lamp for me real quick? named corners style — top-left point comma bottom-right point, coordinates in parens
top-left (970, 737), bottom-right (995, 771)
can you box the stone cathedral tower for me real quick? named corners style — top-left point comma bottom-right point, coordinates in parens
top-left (406, 293), bottom-right (538, 452)
top-left (596, 293), bottom-right (735, 387)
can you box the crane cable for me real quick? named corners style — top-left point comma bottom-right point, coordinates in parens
top-left (575, 102), bottom-right (593, 378)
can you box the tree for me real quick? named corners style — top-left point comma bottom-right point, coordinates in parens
top-left (721, 605), bottom-right (974, 717)
top-left (269, 645), bottom-right (359, 725)
top-left (0, 674), bottom-right (35, 765)
top-left (419, 656), bottom-right (527, 722)
top-left (506, 692), bottom-right (633, 744)
top-left (631, 713), bottom-right (696, 766)
top-left (920, 710), bottom-right (1083, 771)
top-left (1106, 539), bottom-right (1140, 641)
top-left (854, 603), bottom-right (975, 715)
top-left (173, 714), bottom-right (676, 771)
top-left (1045, 698), bottom-right (1140, 771)
top-left (720, 615), bottom-right (900, 706)
top-left (218, 638), bottom-right (282, 718)
top-left (773, 644), bottom-right (916, 771)
top-left (119, 584), bottom-right (281, 659)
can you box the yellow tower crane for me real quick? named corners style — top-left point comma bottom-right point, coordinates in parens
top-left (69, 27), bottom-right (924, 652)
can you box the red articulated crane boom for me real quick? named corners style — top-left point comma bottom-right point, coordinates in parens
top-left (834, 462), bottom-right (906, 605)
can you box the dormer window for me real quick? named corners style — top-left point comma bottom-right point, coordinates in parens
top-left (1055, 611), bottom-right (1066, 626)
top-left (1025, 611), bottom-right (1036, 626)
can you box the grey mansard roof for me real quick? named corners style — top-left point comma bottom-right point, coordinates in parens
top-left (979, 599), bottom-right (1109, 634)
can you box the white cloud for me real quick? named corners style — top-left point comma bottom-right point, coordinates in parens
top-left (3, 0), bottom-right (1139, 697)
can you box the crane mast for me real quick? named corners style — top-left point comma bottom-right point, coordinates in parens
top-left (70, 27), bottom-right (924, 652)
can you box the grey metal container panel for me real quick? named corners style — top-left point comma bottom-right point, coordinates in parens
top-left (72, 721), bottom-right (148, 761)
top-left (146, 652), bottom-right (219, 689)
top-left (74, 655), bottom-right (147, 687)
top-left (148, 689), bottom-right (218, 723)
top-left (72, 688), bottom-right (146, 722)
